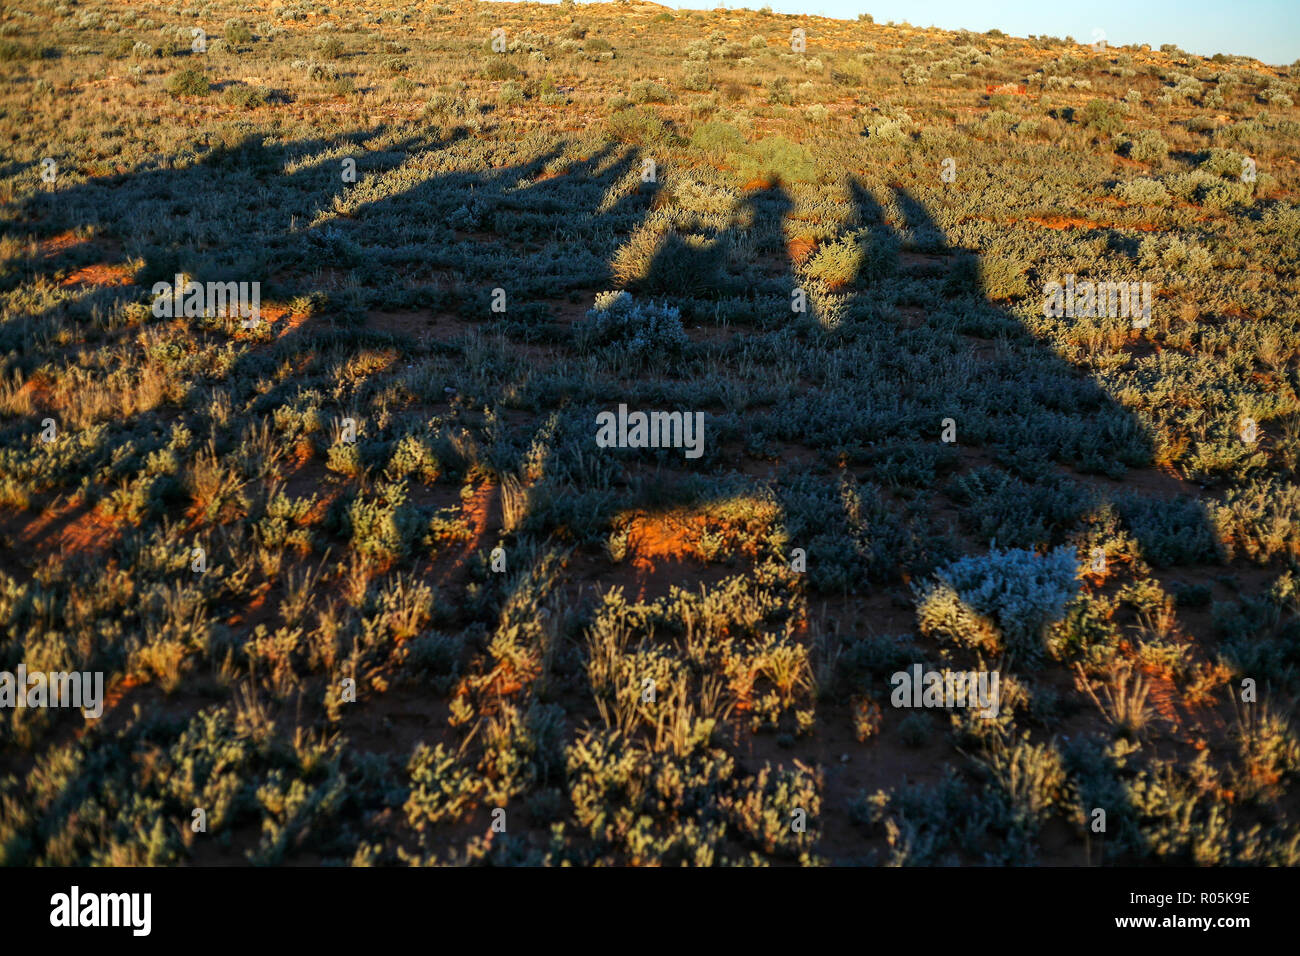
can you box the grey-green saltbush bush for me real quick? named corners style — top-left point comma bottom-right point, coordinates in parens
top-left (499, 81), bottom-right (525, 106)
top-left (1201, 147), bottom-right (1247, 178)
top-left (224, 19), bottom-right (252, 45)
top-left (579, 291), bottom-right (689, 356)
top-left (631, 80), bottom-right (672, 103)
top-left (1081, 98), bottom-right (1125, 135)
top-left (866, 114), bottom-right (913, 141)
top-left (1138, 235), bottom-right (1213, 272)
top-left (803, 228), bottom-right (898, 287)
top-left (165, 68), bottom-right (210, 97)
top-left (915, 546), bottom-right (1081, 655)
top-left (1123, 128), bottom-right (1168, 163)
top-left (1117, 177), bottom-right (1170, 205)
top-left (1164, 168), bottom-right (1220, 204)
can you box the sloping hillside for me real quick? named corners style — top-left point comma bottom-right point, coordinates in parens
top-left (0, 0), bottom-right (1298, 865)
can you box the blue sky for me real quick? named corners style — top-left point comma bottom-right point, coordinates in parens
top-left (650, 0), bottom-right (1300, 65)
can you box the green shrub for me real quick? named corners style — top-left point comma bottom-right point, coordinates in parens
top-left (766, 76), bottom-right (793, 105)
top-left (1081, 98), bottom-right (1125, 135)
top-left (915, 546), bottom-right (1082, 656)
top-left (683, 62), bottom-right (710, 92)
top-left (1123, 128), bottom-right (1168, 162)
top-left (630, 80), bottom-right (672, 104)
top-left (865, 113), bottom-right (914, 141)
top-left (978, 254), bottom-right (1030, 300)
top-left (1201, 147), bottom-right (1247, 178)
top-left (1203, 179), bottom-right (1252, 209)
top-left (902, 64), bottom-right (930, 86)
top-left (165, 68), bottom-right (210, 97)
top-left (483, 58), bottom-right (521, 81)
top-left (803, 229), bottom-right (897, 287)
top-left (606, 106), bottom-right (672, 146)
top-left (345, 482), bottom-right (423, 561)
top-left (499, 81), bottom-right (525, 106)
top-left (578, 291), bottom-right (689, 356)
top-left (222, 84), bottom-right (268, 109)
top-left (223, 19), bottom-right (252, 46)
top-left (405, 743), bottom-right (480, 829)
top-left (690, 120), bottom-right (747, 158)
top-left (1116, 177), bottom-right (1170, 205)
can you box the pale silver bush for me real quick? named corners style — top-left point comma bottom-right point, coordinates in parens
top-left (915, 546), bottom-right (1081, 655)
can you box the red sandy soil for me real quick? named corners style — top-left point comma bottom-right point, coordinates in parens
top-left (37, 230), bottom-right (87, 258)
top-left (1024, 215), bottom-right (1163, 232)
top-left (59, 262), bottom-right (133, 288)
top-left (786, 236), bottom-right (818, 264)
top-left (428, 483), bottom-right (499, 591)
top-left (620, 508), bottom-right (771, 601)
top-left (16, 498), bottom-right (123, 560)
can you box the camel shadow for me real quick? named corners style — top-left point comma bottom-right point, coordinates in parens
top-left (592, 172), bottom-right (1221, 596)
top-left (2, 124), bottom-right (1225, 598)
